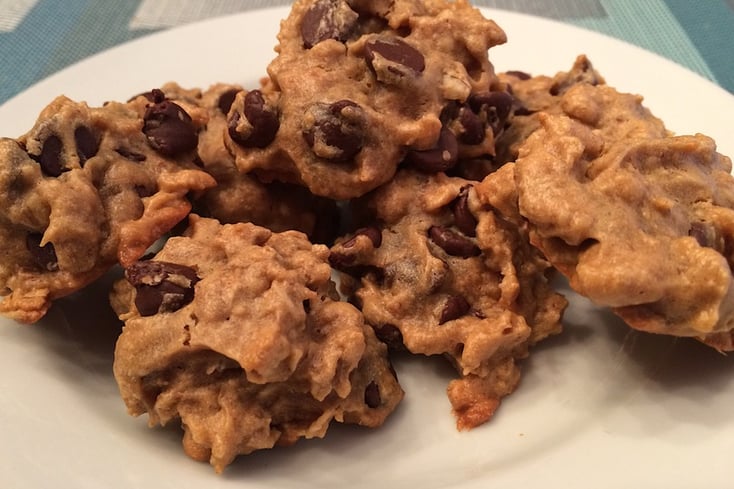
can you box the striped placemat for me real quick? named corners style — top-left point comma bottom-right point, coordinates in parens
top-left (1, 0), bottom-right (732, 104)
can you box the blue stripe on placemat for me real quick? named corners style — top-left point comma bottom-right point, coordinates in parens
top-left (0, 0), bottom-right (95, 103)
top-left (569, 0), bottom-right (720, 88)
top-left (44, 2), bottom-right (151, 78)
top-left (664, 0), bottom-right (734, 93)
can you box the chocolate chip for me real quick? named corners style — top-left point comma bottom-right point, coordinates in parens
top-left (303, 100), bottom-right (364, 162)
top-left (514, 105), bottom-right (533, 117)
top-left (25, 233), bottom-right (58, 271)
top-left (428, 226), bottom-right (480, 258)
top-left (301, 0), bottom-right (358, 49)
top-left (125, 261), bottom-right (200, 316)
top-left (373, 323), bottom-right (405, 351)
top-left (143, 100), bottom-right (198, 156)
top-left (228, 90), bottom-right (280, 148)
top-left (405, 127), bottom-right (458, 173)
top-left (115, 147), bottom-right (147, 162)
top-left (365, 37), bottom-right (425, 81)
top-left (149, 88), bottom-right (166, 104)
top-left (217, 88), bottom-right (240, 115)
top-left (689, 222), bottom-right (722, 251)
top-left (343, 226), bottom-right (382, 249)
top-left (129, 88), bottom-right (167, 104)
top-left (452, 186), bottom-right (477, 237)
top-left (505, 70), bottom-right (532, 80)
top-left (364, 381), bottom-right (381, 408)
top-left (456, 106), bottom-right (485, 145)
top-left (32, 135), bottom-right (65, 177)
top-left (328, 247), bottom-right (356, 269)
top-left (74, 126), bottom-right (99, 166)
top-left (468, 91), bottom-right (514, 135)
top-left (439, 295), bottom-right (471, 324)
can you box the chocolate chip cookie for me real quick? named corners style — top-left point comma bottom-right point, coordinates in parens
top-left (330, 170), bottom-right (566, 429)
top-left (0, 93), bottom-right (215, 323)
top-left (496, 77), bottom-right (734, 349)
top-left (151, 82), bottom-right (339, 242)
top-left (224, 0), bottom-right (509, 199)
top-left (492, 55), bottom-right (607, 167)
top-left (111, 215), bottom-right (403, 472)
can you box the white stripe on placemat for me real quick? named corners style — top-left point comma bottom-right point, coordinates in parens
top-left (129, 0), bottom-right (291, 30)
top-left (0, 0), bottom-right (38, 32)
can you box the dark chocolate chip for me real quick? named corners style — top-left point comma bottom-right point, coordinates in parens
top-left (149, 88), bottom-right (166, 104)
top-left (217, 88), bottom-right (240, 115)
top-left (74, 126), bottom-right (99, 166)
top-left (439, 295), bottom-right (471, 324)
top-left (125, 261), bottom-right (200, 316)
top-left (143, 100), bottom-right (198, 156)
top-left (439, 101), bottom-right (461, 125)
top-left (365, 37), bottom-right (426, 79)
top-left (115, 147), bottom-right (147, 162)
top-left (373, 323), bottom-right (405, 351)
top-left (468, 91), bottom-right (514, 135)
top-left (134, 184), bottom-right (156, 198)
top-left (227, 90), bottom-right (279, 148)
top-left (328, 249), bottom-right (356, 270)
top-left (301, 0), bottom-right (358, 49)
top-left (33, 135), bottom-right (65, 177)
top-left (303, 100), bottom-right (364, 162)
top-left (456, 106), bottom-right (485, 145)
top-left (428, 226), bottom-right (480, 258)
top-left (452, 186), bottom-right (477, 237)
top-left (343, 226), bottom-right (382, 249)
top-left (689, 222), bottom-right (722, 250)
top-left (514, 105), bottom-right (534, 117)
top-left (364, 381), bottom-right (381, 408)
top-left (404, 127), bottom-right (458, 173)
top-left (505, 70), bottom-right (532, 80)
top-left (25, 233), bottom-right (58, 271)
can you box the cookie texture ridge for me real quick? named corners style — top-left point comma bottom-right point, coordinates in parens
top-left (0, 94), bottom-right (215, 323)
top-left (111, 215), bottom-right (403, 472)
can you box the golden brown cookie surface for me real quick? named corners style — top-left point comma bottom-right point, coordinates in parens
top-left (112, 216), bottom-right (403, 472)
top-left (0, 94), bottom-right (215, 323)
top-left (154, 82), bottom-right (340, 242)
top-left (506, 82), bottom-right (734, 347)
top-left (225, 0), bottom-right (509, 199)
top-left (330, 170), bottom-right (565, 429)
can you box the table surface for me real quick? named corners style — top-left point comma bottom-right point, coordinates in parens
top-left (0, 0), bottom-right (732, 106)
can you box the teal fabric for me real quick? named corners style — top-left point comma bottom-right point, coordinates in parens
top-left (0, 0), bottom-right (732, 104)
top-left (663, 0), bottom-right (734, 92)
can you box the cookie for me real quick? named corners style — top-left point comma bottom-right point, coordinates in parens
top-left (224, 0), bottom-right (509, 199)
top-left (500, 78), bottom-right (734, 348)
top-left (0, 93), bottom-right (215, 323)
top-left (139, 82), bottom-right (340, 243)
top-left (111, 215), bottom-right (403, 472)
top-left (492, 55), bottom-right (606, 166)
top-left (329, 170), bottom-right (566, 429)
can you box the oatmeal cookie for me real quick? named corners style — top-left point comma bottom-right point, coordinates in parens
top-left (137, 83), bottom-right (340, 243)
top-left (508, 96), bottom-right (734, 348)
top-left (224, 0), bottom-right (509, 199)
top-left (111, 215), bottom-right (403, 472)
top-left (330, 170), bottom-right (566, 429)
top-left (0, 93), bottom-right (215, 323)
top-left (492, 55), bottom-right (606, 166)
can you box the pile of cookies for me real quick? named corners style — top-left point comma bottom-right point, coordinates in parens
top-left (1, 0), bottom-right (733, 473)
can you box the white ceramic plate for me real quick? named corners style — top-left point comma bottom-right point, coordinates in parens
top-left (1, 7), bottom-right (734, 489)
